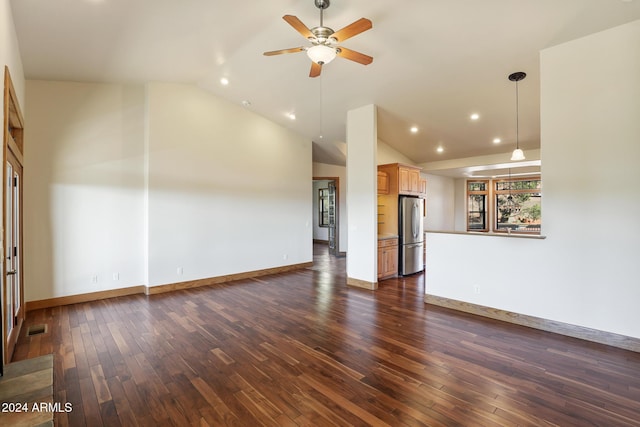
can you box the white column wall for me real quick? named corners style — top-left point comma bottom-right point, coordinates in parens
top-left (346, 104), bottom-right (377, 285)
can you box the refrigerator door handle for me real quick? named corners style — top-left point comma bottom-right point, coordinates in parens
top-left (412, 203), bottom-right (419, 238)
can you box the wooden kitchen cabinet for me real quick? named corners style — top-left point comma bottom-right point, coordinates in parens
top-left (379, 163), bottom-right (424, 197)
top-left (399, 167), bottom-right (420, 195)
top-left (378, 238), bottom-right (398, 280)
top-left (377, 171), bottom-right (389, 194)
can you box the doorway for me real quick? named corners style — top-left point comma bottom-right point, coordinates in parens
top-left (2, 67), bottom-right (25, 373)
top-left (313, 177), bottom-right (340, 256)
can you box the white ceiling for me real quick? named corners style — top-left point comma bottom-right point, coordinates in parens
top-left (10, 0), bottom-right (640, 168)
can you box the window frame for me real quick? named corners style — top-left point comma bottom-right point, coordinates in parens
top-left (466, 180), bottom-right (489, 232)
top-left (493, 176), bottom-right (541, 235)
top-left (465, 176), bottom-right (541, 235)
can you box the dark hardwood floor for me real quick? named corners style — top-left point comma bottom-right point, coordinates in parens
top-left (13, 244), bottom-right (640, 426)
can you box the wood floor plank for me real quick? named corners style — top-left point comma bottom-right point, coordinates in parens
top-left (12, 244), bottom-right (640, 426)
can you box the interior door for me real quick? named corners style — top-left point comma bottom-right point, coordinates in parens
top-left (4, 149), bottom-right (23, 361)
top-left (2, 66), bottom-right (25, 372)
top-left (327, 180), bottom-right (337, 255)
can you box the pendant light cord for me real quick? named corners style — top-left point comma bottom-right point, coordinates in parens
top-left (515, 80), bottom-right (520, 150)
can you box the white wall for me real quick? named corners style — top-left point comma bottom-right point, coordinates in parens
top-left (427, 20), bottom-right (640, 339)
top-left (312, 180), bottom-right (329, 241)
top-left (146, 83), bottom-right (312, 287)
top-left (538, 19), bottom-right (640, 337)
top-left (23, 81), bottom-right (313, 298)
top-left (1, 0), bottom-right (24, 106)
top-left (423, 173), bottom-right (455, 231)
top-left (24, 81), bottom-right (147, 299)
top-left (313, 162), bottom-right (347, 253)
top-left (453, 178), bottom-right (467, 231)
top-left (346, 105), bottom-right (378, 284)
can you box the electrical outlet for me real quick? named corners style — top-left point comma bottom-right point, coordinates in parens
top-left (91, 275), bottom-right (98, 284)
top-left (473, 285), bottom-right (481, 294)
top-left (113, 273), bottom-right (119, 281)
top-left (177, 267), bottom-right (183, 275)
top-left (283, 254), bottom-right (288, 260)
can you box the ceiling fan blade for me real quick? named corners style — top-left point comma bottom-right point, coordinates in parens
top-left (263, 47), bottom-right (306, 56)
top-left (337, 47), bottom-right (373, 65)
top-left (330, 18), bottom-right (372, 43)
top-left (310, 62), bottom-right (322, 78)
top-left (283, 15), bottom-right (314, 40)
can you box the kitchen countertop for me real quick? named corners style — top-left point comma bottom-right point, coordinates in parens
top-left (378, 234), bottom-right (399, 240)
top-left (425, 230), bottom-right (545, 239)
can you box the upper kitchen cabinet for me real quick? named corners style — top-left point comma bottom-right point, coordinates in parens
top-left (377, 171), bottom-right (389, 195)
top-left (399, 167), bottom-right (420, 195)
top-left (378, 163), bottom-right (426, 198)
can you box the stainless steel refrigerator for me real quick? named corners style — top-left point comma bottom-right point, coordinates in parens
top-left (399, 196), bottom-right (425, 275)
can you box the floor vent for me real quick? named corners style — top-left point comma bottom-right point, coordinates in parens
top-left (26, 324), bottom-right (47, 337)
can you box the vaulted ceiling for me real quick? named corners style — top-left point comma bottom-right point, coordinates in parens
top-left (10, 0), bottom-right (640, 167)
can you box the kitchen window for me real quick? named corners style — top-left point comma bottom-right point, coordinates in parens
top-left (495, 178), bottom-right (541, 233)
top-left (466, 177), bottom-right (541, 234)
top-left (467, 180), bottom-right (488, 232)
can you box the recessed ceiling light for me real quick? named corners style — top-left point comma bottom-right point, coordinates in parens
top-left (241, 100), bottom-right (251, 107)
top-left (287, 113), bottom-right (296, 120)
top-left (410, 126), bottom-right (418, 134)
top-left (436, 146), bottom-right (444, 153)
top-left (493, 138), bottom-right (501, 144)
top-left (470, 113), bottom-right (480, 120)
top-left (220, 77), bottom-right (229, 86)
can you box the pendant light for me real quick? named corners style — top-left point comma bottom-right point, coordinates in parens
top-left (509, 72), bottom-right (526, 161)
top-left (506, 168), bottom-right (514, 212)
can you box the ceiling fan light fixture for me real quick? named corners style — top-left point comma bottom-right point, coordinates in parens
top-left (307, 44), bottom-right (337, 64)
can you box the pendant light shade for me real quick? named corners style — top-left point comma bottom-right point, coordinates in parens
top-left (509, 71), bottom-right (526, 161)
top-left (511, 148), bottom-right (525, 161)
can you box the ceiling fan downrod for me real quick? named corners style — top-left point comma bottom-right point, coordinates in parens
top-left (315, 0), bottom-right (330, 27)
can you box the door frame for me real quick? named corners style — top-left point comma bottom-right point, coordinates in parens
top-left (313, 176), bottom-right (341, 256)
top-left (2, 66), bottom-right (25, 370)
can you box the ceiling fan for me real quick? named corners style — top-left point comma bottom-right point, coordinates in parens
top-left (263, 0), bottom-right (373, 78)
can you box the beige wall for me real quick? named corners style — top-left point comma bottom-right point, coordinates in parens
top-left (23, 80), bottom-right (313, 299)
top-left (24, 81), bottom-right (147, 300)
top-left (377, 139), bottom-right (415, 165)
top-left (1, 0), bottom-right (25, 106)
top-left (146, 83), bottom-right (312, 287)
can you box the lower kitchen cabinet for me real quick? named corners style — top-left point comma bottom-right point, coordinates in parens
top-left (378, 238), bottom-right (398, 280)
